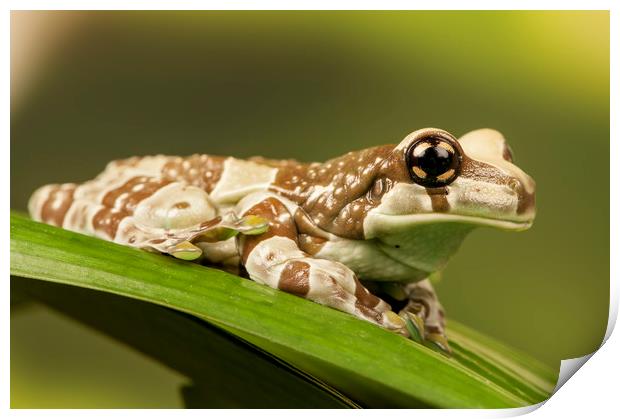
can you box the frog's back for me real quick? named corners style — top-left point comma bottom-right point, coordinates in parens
top-left (27, 153), bottom-right (289, 241)
top-left (116, 154), bottom-right (282, 205)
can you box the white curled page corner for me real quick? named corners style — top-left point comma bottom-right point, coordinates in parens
top-left (550, 265), bottom-right (618, 396)
top-left (535, 280), bottom-right (617, 416)
top-left (491, 279), bottom-right (618, 417)
top-left (552, 353), bottom-right (595, 393)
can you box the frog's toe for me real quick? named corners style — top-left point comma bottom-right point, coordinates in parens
top-left (400, 308), bottom-right (452, 356)
top-left (381, 310), bottom-right (408, 336)
top-left (169, 241), bottom-right (203, 260)
top-left (402, 311), bottom-right (425, 344)
top-left (425, 330), bottom-right (452, 356)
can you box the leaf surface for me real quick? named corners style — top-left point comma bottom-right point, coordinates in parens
top-left (10, 213), bottom-right (558, 408)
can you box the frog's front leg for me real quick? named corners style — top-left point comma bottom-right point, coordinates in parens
top-left (237, 194), bottom-right (407, 334)
top-left (397, 279), bottom-right (451, 354)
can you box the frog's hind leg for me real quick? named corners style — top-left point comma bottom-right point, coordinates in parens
top-left (29, 176), bottom-right (267, 261)
top-left (121, 211), bottom-right (268, 260)
top-left (236, 193), bottom-right (407, 334)
top-left (109, 181), bottom-right (267, 260)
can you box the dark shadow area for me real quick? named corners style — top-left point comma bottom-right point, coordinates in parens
top-left (11, 276), bottom-right (355, 408)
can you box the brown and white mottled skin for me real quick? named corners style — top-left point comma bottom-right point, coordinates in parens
top-left (29, 128), bottom-right (536, 353)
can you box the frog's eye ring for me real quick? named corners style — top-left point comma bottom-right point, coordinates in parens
top-left (405, 133), bottom-right (463, 188)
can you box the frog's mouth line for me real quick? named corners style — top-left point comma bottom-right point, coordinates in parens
top-left (369, 213), bottom-right (534, 232)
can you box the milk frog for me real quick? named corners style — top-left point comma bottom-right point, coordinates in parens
top-left (29, 128), bottom-right (536, 354)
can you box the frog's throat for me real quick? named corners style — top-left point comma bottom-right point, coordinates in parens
top-left (364, 212), bottom-right (533, 239)
top-left (370, 220), bottom-right (477, 275)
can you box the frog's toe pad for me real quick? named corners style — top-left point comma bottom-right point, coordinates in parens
top-left (237, 215), bottom-right (269, 235)
top-left (170, 241), bottom-right (203, 260)
top-left (403, 312), bottom-right (425, 343)
top-left (425, 332), bottom-right (452, 356)
top-left (400, 311), bottom-right (452, 356)
top-left (382, 311), bottom-right (408, 335)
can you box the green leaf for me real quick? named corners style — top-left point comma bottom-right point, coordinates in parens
top-left (10, 213), bottom-right (558, 408)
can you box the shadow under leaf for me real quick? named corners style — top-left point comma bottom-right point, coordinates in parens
top-left (11, 276), bottom-right (356, 408)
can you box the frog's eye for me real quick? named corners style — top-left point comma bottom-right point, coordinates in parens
top-left (405, 134), bottom-right (462, 188)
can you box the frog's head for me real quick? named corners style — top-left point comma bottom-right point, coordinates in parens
top-left (362, 128), bottom-right (536, 272)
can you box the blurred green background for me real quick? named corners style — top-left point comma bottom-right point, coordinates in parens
top-left (11, 11), bottom-right (609, 407)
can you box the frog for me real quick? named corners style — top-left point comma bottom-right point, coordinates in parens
top-left (28, 127), bottom-right (536, 354)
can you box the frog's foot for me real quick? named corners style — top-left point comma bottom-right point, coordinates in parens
top-left (399, 280), bottom-right (451, 355)
top-left (400, 300), bottom-right (451, 355)
top-left (118, 212), bottom-right (269, 260)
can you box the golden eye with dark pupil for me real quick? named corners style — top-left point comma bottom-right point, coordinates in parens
top-left (406, 135), bottom-right (462, 187)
